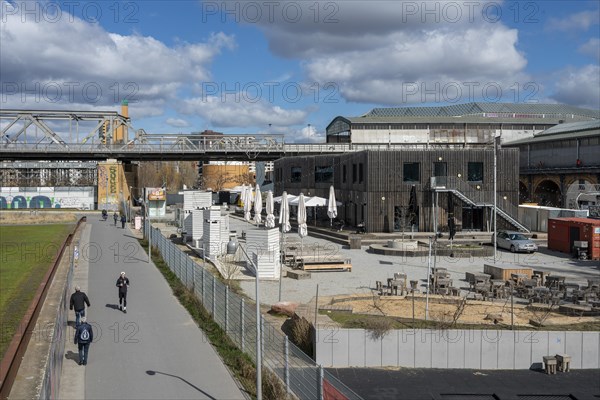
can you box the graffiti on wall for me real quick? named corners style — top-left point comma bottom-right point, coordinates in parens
top-left (0, 187), bottom-right (95, 209)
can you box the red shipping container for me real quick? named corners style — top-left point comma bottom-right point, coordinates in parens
top-left (548, 218), bottom-right (600, 260)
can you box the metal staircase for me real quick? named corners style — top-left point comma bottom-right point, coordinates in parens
top-left (431, 177), bottom-right (529, 233)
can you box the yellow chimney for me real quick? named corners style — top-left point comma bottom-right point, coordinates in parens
top-left (115, 99), bottom-right (129, 143)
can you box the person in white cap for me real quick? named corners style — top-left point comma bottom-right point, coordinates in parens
top-left (116, 271), bottom-right (130, 313)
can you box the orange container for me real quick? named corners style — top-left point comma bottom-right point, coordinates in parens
top-left (548, 218), bottom-right (600, 260)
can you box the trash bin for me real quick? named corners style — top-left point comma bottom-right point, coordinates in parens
top-left (349, 234), bottom-right (362, 249)
top-left (134, 216), bottom-right (142, 230)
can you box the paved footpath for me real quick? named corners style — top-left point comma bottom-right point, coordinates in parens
top-left (59, 216), bottom-right (246, 400)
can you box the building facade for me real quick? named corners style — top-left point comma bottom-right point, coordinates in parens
top-left (275, 148), bottom-right (520, 233)
top-left (505, 120), bottom-right (600, 209)
top-left (327, 102), bottom-right (599, 145)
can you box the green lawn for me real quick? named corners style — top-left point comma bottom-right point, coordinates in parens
top-left (0, 224), bottom-right (74, 359)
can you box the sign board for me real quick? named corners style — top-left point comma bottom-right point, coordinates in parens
top-left (147, 188), bottom-right (166, 201)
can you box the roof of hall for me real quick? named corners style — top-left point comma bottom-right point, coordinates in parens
top-left (363, 102), bottom-right (600, 119)
top-left (505, 120), bottom-right (600, 145)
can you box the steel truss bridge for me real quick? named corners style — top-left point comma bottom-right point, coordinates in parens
top-left (0, 110), bottom-right (487, 161)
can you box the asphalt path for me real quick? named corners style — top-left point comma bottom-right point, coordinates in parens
top-left (69, 216), bottom-right (245, 400)
top-left (327, 367), bottom-right (600, 399)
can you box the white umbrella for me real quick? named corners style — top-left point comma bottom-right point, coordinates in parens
top-left (253, 184), bottom-right (262, 226)
top-left (243, 185), bottom-right (252, 223)
top-left (327, 186), bottom-right (338, 228)
top-left (297, 193), bottom-right (308, 238)
top-left (278, 191), bottom-right (291, 233)
top-left (297, 193), bottom-right (308, 261)
top-left (265, 191), bottom-right (275, 228)
top-left (274, 194), bottom-right (298, 204)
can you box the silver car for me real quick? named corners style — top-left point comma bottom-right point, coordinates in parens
top-left (496, 231), bottom-right (538, 253)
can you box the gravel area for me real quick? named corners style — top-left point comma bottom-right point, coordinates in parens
top-left (152, 214), bottom-right (599, 307)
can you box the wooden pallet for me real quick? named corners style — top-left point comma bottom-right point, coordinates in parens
top-left (302, 262), bottom-right (352, 272)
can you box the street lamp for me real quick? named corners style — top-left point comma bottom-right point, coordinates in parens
top-left (227, 238), bottom-right (262, 400)
top-left (493, 134), bottom-right (499, 263)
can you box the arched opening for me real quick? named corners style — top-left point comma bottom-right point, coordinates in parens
top-left (519, 181), bottom-right (530, 203)
top-left (534, 180), bottom-right (561, 207)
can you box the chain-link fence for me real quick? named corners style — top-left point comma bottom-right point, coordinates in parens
top-left (148, 223), bottom-right (362, 400)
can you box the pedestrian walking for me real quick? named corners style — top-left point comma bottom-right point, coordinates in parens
top-left (121, 214), bottom-right (126, 229)
top-left (74, 316), bottom-right (93, 365)
top-left (116, 271), bottom-right (130, 312)
top-left (113, 212), bottom-right (118, 226)
top-left (69, 286), bottom-right (90, 326)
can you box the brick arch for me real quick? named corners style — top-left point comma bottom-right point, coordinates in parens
top-left (531, 175), bottom-right (561, 194)
top-left (563, 174), bottom-right (599, 188)
top-left (533, 179), bottom-right (562, 207)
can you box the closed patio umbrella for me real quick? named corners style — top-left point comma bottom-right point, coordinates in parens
top-left (278, 191), bottom-right (291, 233)
top-left (265, 191), bottom-right (275, 228)
top-left (243, 185), bottom-right (252, 223)
top-left (297, 193), bottom-right (308, 259)
top-left (327, 185), bottom-right (338, 228)
top-left (253, 184), bottom-right (262, 226)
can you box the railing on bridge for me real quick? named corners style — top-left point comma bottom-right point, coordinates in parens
top-left (146, 222), bottom-right (362, 400)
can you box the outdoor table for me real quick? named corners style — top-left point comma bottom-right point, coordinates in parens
top-left (543, 356), bottom-right (557, 374)
top-left (556, 354), bottom-right (571, 372)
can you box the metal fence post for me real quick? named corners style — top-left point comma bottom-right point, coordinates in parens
top-left (240, 298), bottom-right (245, 353)
top-left (318, 365), bottom-right (324, 400)
top-left (212, 276), bottom-right (216, 316)
top-left (225, 286), bottom-right (229, 336)
top-left (284, 337), bottom-right (290, 394)
top-left (202, 268), bottom-right (206, 305)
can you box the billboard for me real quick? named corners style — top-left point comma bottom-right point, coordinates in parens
top-left (98, 161), bottom-right (121, 210)
top-left (147, 188), bottom-right (166, 201)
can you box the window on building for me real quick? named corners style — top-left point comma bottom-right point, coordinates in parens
top-left (352, 164), bottom-right (357, 183)
top-left (359, 163), bottom-right (364, 183)
top-left (291, 166), bottom-right (302, 183)
top-left (315, 166), bottom-right (334, 183)
top-left (468, 162), bottom-right (483, 182)
top-left (342, 165), bottom-right (347, 183)
top-left (403, 163), bottom-right (420, 182)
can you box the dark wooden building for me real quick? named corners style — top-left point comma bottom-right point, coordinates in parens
top-left (274, 147), bottom-right (521, 233)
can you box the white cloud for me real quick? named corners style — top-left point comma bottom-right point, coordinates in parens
top-left (578, 38), bottom-right (600, 62)
top-left (179, 94), bottom-right (307, 128)
top-left (303, 26), bottom-right (528, 105)
top-left (297, 124), bottom-right (324, 143)
top-left (246, 0), bottom-right (529, 105)
top-left (546, 10), bottom-right (600, 32)
top-left (165, 118), bottom-right (191, 128)
top-left (550, 64), bottom-right (600, 109)
top-left (0, 1), bottom-right (234, 118)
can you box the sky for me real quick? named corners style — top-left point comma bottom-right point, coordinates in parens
top-left (1, 0), bottom-right (599, 143)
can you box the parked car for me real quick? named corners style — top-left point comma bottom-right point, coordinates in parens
top-left (495, 231), bottom-right (538, 253)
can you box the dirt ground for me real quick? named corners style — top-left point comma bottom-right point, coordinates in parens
top-left (0, 211), bottom-right (79, 224)
top-left (328, 294), bottom-right (600, 327)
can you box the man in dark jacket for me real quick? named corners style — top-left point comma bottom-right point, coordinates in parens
top-left (116, 272), bottom-right (130, 313)
top-left (69, 286), bottom-right (90, 326)
top-left (74, 316), bottom-right (93, 365)
top-left (120, 214), bottom-right (127, 229)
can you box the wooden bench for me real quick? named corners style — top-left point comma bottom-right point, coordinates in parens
top-left (302, 262), bottom-right (352, 272)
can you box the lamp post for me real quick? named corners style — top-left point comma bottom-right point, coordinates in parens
top-left (227, 238), bottom-right (262, 400)
top-left (425, 236), bottom-right (432, 321)
top-left (493, 135), bottom-right (498, 263)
